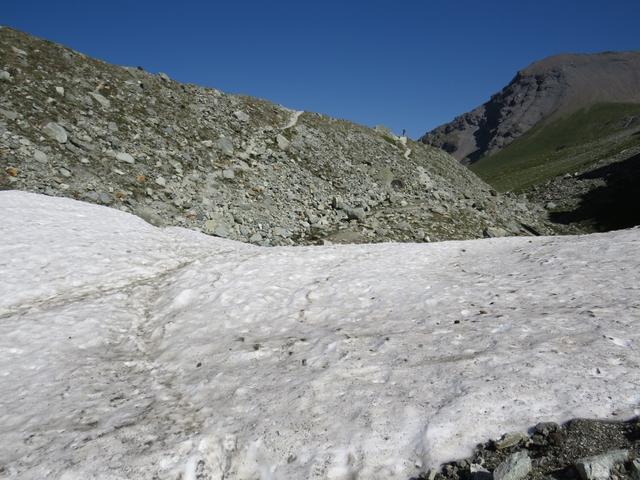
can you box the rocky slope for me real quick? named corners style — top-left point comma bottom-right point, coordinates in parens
top-left (420, 51), bottom-right (640, 164)
top-left (0, 26), bottom-right (554, 245)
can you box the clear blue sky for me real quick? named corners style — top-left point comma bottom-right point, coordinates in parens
top-left (3, 0), bottom-right (639, 138)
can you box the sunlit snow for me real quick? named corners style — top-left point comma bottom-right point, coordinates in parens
top-left (1, 191), bottom-right (639, 479)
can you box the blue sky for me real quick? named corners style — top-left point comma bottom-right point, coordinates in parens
top-left (3, 0), bottom-right (639, 138)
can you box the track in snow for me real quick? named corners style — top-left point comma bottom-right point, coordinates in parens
top-left (1, 191), bottom-right (639, 480)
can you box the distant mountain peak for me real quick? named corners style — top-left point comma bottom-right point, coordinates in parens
top-left (420, 50), bottom-right (640, 164)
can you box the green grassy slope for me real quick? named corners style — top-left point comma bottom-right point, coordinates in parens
top-left (470, 103), bottom-right (640, 191)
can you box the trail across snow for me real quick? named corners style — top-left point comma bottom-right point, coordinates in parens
top-left (1, 191), bottom-right (639, 480)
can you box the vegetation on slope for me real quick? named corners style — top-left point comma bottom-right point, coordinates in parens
top-left (470, 103), bottom-right (640, 191)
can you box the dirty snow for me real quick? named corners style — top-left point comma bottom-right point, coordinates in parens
top-left (1, 191), bottom-right (639, 479)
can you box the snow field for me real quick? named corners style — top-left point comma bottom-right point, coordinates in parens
top-left (1, 191), bottom-right (639, 479)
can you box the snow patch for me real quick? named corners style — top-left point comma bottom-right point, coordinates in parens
top-left (1, 191), bottom-right (640, 479)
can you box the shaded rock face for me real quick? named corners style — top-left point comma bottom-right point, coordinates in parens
top-left (0, 27), bottom-right (554, 245)
top-left (421, 51), bottom-right (640, 164)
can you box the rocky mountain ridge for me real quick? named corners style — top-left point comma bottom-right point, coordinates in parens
top-left (420, 51), bottom-right (640, 164)
top-left (0, 27), bottom-right (555, 245)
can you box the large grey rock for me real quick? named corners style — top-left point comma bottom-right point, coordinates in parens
top-left (116, 152), bottom-right (135, 164)
top-left (12, 46), bottom-right (27, 57)
top-left (42, 122), bottom-right (67, 143)
top-left (470, 464), bottom-right (492, 480)
top-left (234, 110), bottom-right (250, 122)
top-left (344, 206), bottom-right (366, 222)
top-left (33, 150), bottom-right (48, 163)
top-left (276, 133), bottom-right (290, 150)
top-left (483, 226), bottom-right (509, 238)
top-left (631, 458), bottom-right (640, 480)
top-left (272, 227), bottom-right (291, 238)
top-left (135, 206), bottom-right (163, 226)
top-left (204, 218), bottom-right (232, 238)
top-left (575, 449), bottom-right (629, 480)
top-left (495, 431), bottom-right (528, 450)
top-left (88, 91), bottom-right (111, 109)
top-left (0, 108), bottom-right (18, 120)
top-left (493, 451), bottom-right (532, 480)
top-left (0, 70), bottom-right (11, 81)
top-left (533, 422), bottom-right (560, 436)
top-left (217, 137), bottom-right (234, 156)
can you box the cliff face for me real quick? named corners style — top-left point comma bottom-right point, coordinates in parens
top-left (420, 51), bottom-right (640, 164)
top-left (0, 27), bottom-right (555, 244)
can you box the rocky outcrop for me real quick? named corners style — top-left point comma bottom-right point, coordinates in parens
top-left (0, 27), bottom-right (555, 245)
top-left (420, 51), bottom-right (640, 164)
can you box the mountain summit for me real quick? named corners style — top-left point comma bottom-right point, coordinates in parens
top-left (420, 51), bottom-right (640, 164)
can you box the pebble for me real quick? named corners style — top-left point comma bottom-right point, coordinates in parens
top-left (155, 177), bottom-right (167, 187)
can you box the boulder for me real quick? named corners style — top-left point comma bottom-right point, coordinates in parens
top-left (276, 134), bottom-right (290, 150)
top-left (234, 110), bottom-right (250, 122)
top-left (483, 226), bottom-right (509, 238)
top-left (42, 122), bottom-right (68, 143)
top-left (630, 458), bottom-right (640, 480)
top-left (116, 152), bottom-right (135, 164)
top-left (89, 91), bottom-right (110, 109)
top-left (493, 451), bottom-right (532, 480)
top-left (494, 431), bottom-right (528, 450)
top-left (33, 150), bottom-right (48, 163)
top-left (575, 450), bottom-right (629, 480)
top-left (217, 137), bottom-right (234, 156)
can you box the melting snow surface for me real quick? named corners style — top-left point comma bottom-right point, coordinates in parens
top-left (1, 191), bottom-right (639, 479)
